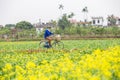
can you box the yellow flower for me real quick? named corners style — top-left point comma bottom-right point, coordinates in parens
top-left (41, 60), bottom-right (48, 64)
top-left (4, 63), bottom-right (12, 71)
top-left (16, 65), bottom-right (26, 74)
top-left (58, 77), bottom-right (66, 80)
top-left (90, 76), bottom-right (100, 80)
top-left (49, 74), bottom-right (58, 80)
top-left (102, 69), bottom-right (111, 77)
top-left (0, 76), bottom-right (5, 80)
top-left (16, 75), bottom-right (24, 80)
top-left (26, 62), bottom-right (36, 69)
top-left (29, 75), bottom-right (37, 80)
top-left (2, 68), bottom-right (7, 72)
top-left (93, 49), bottom-right (101, 55)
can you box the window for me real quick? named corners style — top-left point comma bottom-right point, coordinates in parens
top-left (119, 19), bottom-right (120, 24)
top-left (108, 19), bottom-right (110, 21)
top-left (93, 20), bottom-right (95, 24)
top-left (98, 20), bottom-right (100, 23)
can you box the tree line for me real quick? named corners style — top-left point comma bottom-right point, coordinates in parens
top-left (0, 14), bottom-right (120, 41)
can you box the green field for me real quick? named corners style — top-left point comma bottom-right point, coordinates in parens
top-left (0, 39), bottom-right (120, 80)
top-left (0, 39), bottom-right (120, 50)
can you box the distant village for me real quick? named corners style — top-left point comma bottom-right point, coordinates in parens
top-left (0, 14), bottom-right (120, 40)
top-left (34, 15), bottom-right (120, 34)
top-left (0, 15), bottom-right (120, 34)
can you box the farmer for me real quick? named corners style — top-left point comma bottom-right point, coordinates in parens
top-left (44, 27), bottom-right (53, 47)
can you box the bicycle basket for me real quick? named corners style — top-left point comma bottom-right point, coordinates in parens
top-left (55, 34), bottom-right (61, 41)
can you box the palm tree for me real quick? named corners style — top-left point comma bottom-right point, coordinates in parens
top-left (82, 6), bottom-right (88, 22)
top-left (59, 4), bottom-right (64, 17)
top-left (59, 4), bottom-right (64, 10)
top-left (68, 12), bottom-right (75, 18)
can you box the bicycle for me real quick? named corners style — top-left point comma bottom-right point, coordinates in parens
top-left (39, 34), bottom-right (64, 50)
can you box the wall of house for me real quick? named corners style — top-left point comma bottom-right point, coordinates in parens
top-left (103, 19), bottom-right (108, 27)
top-left (36, 28), bottom-right (43, 34)
top-left (116, 19), bottom-right (120, 25)
top-left (92, 19), bottom-right (103, 26)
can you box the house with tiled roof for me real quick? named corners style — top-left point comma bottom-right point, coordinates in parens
top-left (69, 19), bottom-right (77, 24)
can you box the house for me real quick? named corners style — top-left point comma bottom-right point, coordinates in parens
top-left (78, 21), bottom-right (91, 26)
top-left (34, 23), bottom-right (44, 34)
top-left (0, 25), bottom-right (3, 28)
top-left (91, 17), bottom-right (104, 26)
top-left (116, 17), bottom-right (120, 27)
top-left (91, 15), bottom-right (120, 27)
top-left (69, 19), bottom-right (78, 26)
top-left (34, 22), bottom-right (55, 35)
top-left (69, 19), bottom-right (91, 26)
top-left (69, 19), bottom-right (77, 24)
top-left (107, 15), bottom-right (120, 26)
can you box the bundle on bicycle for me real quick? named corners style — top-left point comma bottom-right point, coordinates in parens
top-left (39, 34), bottom-right (64, 49)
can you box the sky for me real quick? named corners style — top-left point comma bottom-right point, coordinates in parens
top-left (0, 0), bottom-right (120, 26)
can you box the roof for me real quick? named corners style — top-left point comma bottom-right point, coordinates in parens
top-left (34, 23), bottom-right (55, 28)
top-left (78, 21), bottom-right (91, 24)
top-left (69, 19), bottom-right (77, 24)
top-left (116, 17), bottom-right (119, 19)
top-left (0, 25), bottom-right (3, 28)
top-left (91, 17), bottom-right (103, 19)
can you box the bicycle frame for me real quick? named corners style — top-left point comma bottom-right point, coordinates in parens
top-left (39, 34), bottom-right (64, 49)
top-left (39, 39), bottom-right (64, 49)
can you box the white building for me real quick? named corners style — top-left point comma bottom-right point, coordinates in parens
top-left (0, 25), bottom-right (3, 28)
top-left (116, 17), bottom-right (120, 27)
top-left (34, 23), bottom-right (55, 35)
top-left (91, 17), bottom-right (104, 26)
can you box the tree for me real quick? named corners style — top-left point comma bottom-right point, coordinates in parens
top-left (50, 20), bottom-right (57, 26)
top-left (5, 24), bottom-right (15, 28)
top-left (107, 15), bottom-right (117, 26)
top-left (68, 12), bottom-right (75, 18)
top-left (59, 4), bottom-right (64, 17)
top-left (59, 4), bottom-right (64, 10)
top-left (16, 21), bottom-right (33, 29)
top-left (58, 14), bottom-right (71, 30)
top-left (82, 6), bottom-right (88, 22)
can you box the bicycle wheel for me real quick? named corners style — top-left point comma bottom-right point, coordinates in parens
top-left (52, 41), bottom-right (64, 50)
top-left (39, 41), bottom-right (46, 49)
top-left (39, 41), bottom-right (51, 49)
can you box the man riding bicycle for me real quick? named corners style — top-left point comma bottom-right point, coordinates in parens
top-left (44, 27), bottom-right (53, 47)
top-left (39, 27), bottom-right (63, 49)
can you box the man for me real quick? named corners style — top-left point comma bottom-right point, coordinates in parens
top-left (44, 27), bottom-right (53, 47)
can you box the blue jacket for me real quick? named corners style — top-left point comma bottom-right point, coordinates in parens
top-left (44, 29), bottom-right (53, 39)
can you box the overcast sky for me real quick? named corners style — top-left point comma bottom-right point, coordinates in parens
top-left (0, 0), bottom-right (120, 26)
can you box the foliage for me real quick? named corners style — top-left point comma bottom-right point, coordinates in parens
top-left (68, 12), bottom-right (74, 18)
top-left (91, 27), bottom-right (105, 35)
top-left (0, 28), bottom-right (11, 35)
top-left (17, 28), bottom-right (36, 38)
top-left (112, 27), bottom-right (120, 36)
top-left (58, 14), bottom-right (72, 30)
top-left (107, 15), bottom-right (117, 26)
top-left (5, 24), bottom-right (15, 28)
top-left (0, 40), bottom-right (120, 80)
top-left (49, 20), bottom-right (57, 26)
top-left (82, 6), bottom-right (88, 12)
top-left (0, 25), bottom-right (120, 40)
top-left (16, 21), bottom-right (33, 29)
top-left (54, 26), bottom-right (120, 37)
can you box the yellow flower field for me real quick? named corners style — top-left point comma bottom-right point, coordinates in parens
top-left (0, 40), bottom-right (120, 80)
